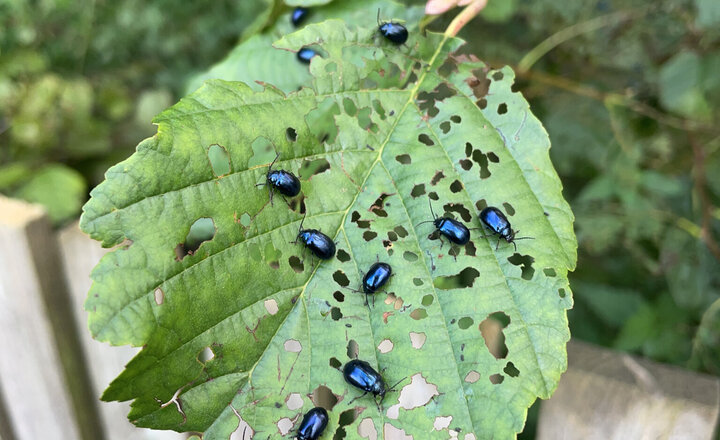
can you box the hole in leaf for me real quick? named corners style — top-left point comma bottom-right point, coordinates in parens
top-left (410, 332), bottom-right (426, 349)
top-left (431, 171), bottom-right (445, 186)
top-left (372, 99), bottom-right (386, 119)
top-left (238, 212), bottom-right (251, 227)
top-left (331, 307), bottom-right (343, 321)
top-left (465, 142), bottom-right (473, 157)
top-left (358, 107), bottom-right (376, 132)
top-left (421, 294), bottom-right (434, 306)
top-left (264, 241), bottom-right (282, 269)
top-left (383, 240), bottom-right (392, 250)
top-left (502, 202), bottom-right (515, 216)
top-left (458, 317), bottom-right (474, 329)
top-left (418, 133), bottom-right (434, 146)
top-left (487, 152), bottom-right (500, 163)
top-left (312, 385), bottom-right (338, 410)
top-left (299, 158), bottom-right (330, 180)
top-left (154, 288), bottom-right (164, 305)
top-left (343, 97), bottom-right (358, 116)
top-left (288, 195), bottom-right (306, 214)
top-left (338, 408), bottom-right (359, 427)
top-left (377, 339), bottom-right (394, 354)
top-left (428, 191), bottom-right (439, 201)
top-left (411, 184), bottom-right (426, 198)
top-left (465, 241), bottom-right (476, 256)
top-left (347, 339), bottom-right (359, 359)
top-left (460, 159), bottom-right (473, 170)
top-left (248, 242), bottom-right (262, 261)
top-left (439, 121), bottom-right (451, 134)
top-left (413, 278), bottom-right (424, 286)
top-left (544, 268), bottom-right (557, 277)
top-left (333, 291), bottom-right (345, 302)
top-left (336, 249), bottom-right (351, 262)
top-left (489, 374), bottom-right (504, 384)
top-left (286, 127), bottom-right (297, 142)
top-left (559, 288), bottom-right (566, 298)
top-left (198, 346), bottom-right (214, 363)
top-left (410, 308), bottom-right (428, 320)
top-left (497, 103), bottom-right (508, 115)
top-left (394, 226), bottom-right (408, 238)
top-left (434, 267), bottom-right (480, 290)
top-left (363, 231), bottom-right (377, 241)
top-left (464, 371), bottom-right (480, 383)
top-left (387, 231), bottom-right (398, 242)
top-left (444, 203), bottom-right (472, 222)
top-left (417, 83), bottom-right (457, 117)
top-left (492, 71), bottom-right (504, 81)
top-left (306, 98), bottom-right (340, 144)
top-left (333, 270), bottom-right (350, 287)
top-left (175, 217), bottom-right (216, 260)
top-left (265, 299), bottom-right (279, 315)
top-left (472, 149), bottom-right (491, 179)
top-left (395, 154), bottom-right (411, 165)
top-left (450, 180), bottom-right (463, 193)
top-left (206, 144), bottom-right (231, 177)
top-left (248, 136), bottom-right (275, 167)
top-left (504, 362), bottom-right (520, 377)
top-left (369, 193), bottom-right (393, 217)
top-left (508, 253), bottom-right (535, 280)
top-left (289, 256), bottom-right (304, 273)
top-left (450, 115), bottom-right (461, 123)
top-left (479, 311), bottom-right (509, 359)
top-left (286, 393), bottom-right (303, 410)
top-left (284, 339), bottom-right (302, 352)
top-left (329, 357), bottom-right (342, 369)
top-left (403, 251), bottom-right (418, 262)
top-left (475, 199), bottom-right (487, 211)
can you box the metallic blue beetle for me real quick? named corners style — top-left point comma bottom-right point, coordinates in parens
top-left (343, 359), bottom-right (388, 403)
top-left (296, 407), bottom-right (328, 440)
top-left (291, 7), bottom-right (309, 27)
top-left (419, 200), bottom-right (471, 246)
top-left (363, 262), bottom-right (392, 294)
top-left (294, 215), bottom-right (336, 260)
top-left (349, 261), bottom-right (392, 307)
top-left (377, 11), bottom-right (408, 45)
top-left (257, 153), bottom-right (301, 206)
top-left (479, 206), bottom-right (533, 251)
top-left (297, 47), bottom-right (318, 64)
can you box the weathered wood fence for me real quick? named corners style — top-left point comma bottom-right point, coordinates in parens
top-left (0, 195), bottom-right (718, 439)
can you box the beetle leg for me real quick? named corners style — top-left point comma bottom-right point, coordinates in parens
top-left (347, 391), bottom-right (367, 405)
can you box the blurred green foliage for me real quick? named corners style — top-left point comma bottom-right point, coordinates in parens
top-left (0, 0), bottom-right (274, 223)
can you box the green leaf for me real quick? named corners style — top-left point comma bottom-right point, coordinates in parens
top-left (81, 19), bottom-right (575, 439)
top-left (695, 0), bottom-right (720, 29)
top-left (15, 164), bottom-right (86, 224)
top-left (185, 0), bottom-right (425, 94)
top-left (658, 51), bottom-right (712, 121)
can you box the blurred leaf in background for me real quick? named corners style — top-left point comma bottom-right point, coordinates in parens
top-left (0, 0), bottom-right (276, 224)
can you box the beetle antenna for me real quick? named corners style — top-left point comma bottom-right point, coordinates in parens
top-left (388, 376), bottom-right (407, 391)
top-left (298, 213), bottom-right (306, 235)
top-left (428, 198), bottom-right (437, 220)
top-left (269, 152), bottom-right (280, 171)
top-left (415, 220), bottom-right (435, 227)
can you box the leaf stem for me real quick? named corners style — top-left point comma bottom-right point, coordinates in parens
top-left (517, 7), bottom-right (649, 73)
top-left (444, 0), bottom-right (488, 37)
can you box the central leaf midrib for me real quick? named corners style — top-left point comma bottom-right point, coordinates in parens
top-left (241, 32), bottom-right (452, 434)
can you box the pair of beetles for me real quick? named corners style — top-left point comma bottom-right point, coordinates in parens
top-left (292, 6), bottom-right (410, 64)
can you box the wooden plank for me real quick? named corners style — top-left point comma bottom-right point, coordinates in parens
top-left (58, 222), bottom-right (186, 440)
top-left (537, 340), bottom-right (720, 440)
top-left (0, 196), bottom-right (96, 440)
